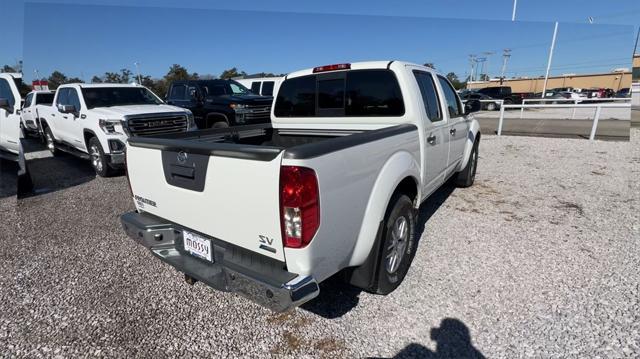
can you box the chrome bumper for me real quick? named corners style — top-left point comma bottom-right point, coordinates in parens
top-left (120, 211), bottom-right (319, 312)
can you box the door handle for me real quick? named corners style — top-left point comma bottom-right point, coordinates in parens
top-left (450, 128), bottom-right (457, 136)
top-left (427, 135), bottom-right (436, 145)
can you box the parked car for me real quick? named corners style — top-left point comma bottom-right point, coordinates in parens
top-left (615, 88), bottom-right (630, 98)
top-left (0, 73), bottom-right (23, 161)
top-left (549, 91), bottom-right (588, 103)
top-left (235, 77), bottom-right (283, 97)
top-left (38, 83), bottom-right (195, 176)
top-left (120, 61), bottom-right (481, 312)
top-left (20, 90), bottom-right (55, 136)
top-left (460, 91), bottom-right (501, 111)
top-left (476, 86), bottom-right (532, 104)
top-left (166, 79), bottom-right (273, 129)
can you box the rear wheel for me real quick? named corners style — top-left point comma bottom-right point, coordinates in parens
top-left (486, 102), bottom-right (496, 111)
top-left (44, 127), bottom-right (58, 156)
top-left (456, 137), bottom-right (479, 187)
top-left (370, 193), bottom-right (417, 295)
top-left (88, 137), bottom-right (115, 177)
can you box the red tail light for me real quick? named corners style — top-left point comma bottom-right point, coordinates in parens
top-left (313, 63), bottom-right (350, 73)
top-left (280, 166), bottom-right (320, 248)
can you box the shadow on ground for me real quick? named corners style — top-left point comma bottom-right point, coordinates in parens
top-left (372, 318), bottom-right (485, 358)
top-left (0, 158), bottom-right (18, 198)
top-left (301, 182), bottom-right (456, 319)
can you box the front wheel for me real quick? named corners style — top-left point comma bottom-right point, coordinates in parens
top-left (455, 136), bottom-right (479, 188)
top-left (88, 137), bottom-right (115, 177)
top-left (44, 127), bottom-right (59, 156)
top-left (486, 102), bottom-right (496, 111)
top-left (370, 193), bottom-right (417, 295)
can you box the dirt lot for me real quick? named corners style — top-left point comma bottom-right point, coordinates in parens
top-left (2, 130), bottom-right (639, 358)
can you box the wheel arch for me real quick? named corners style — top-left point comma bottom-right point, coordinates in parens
top-left (205, 112), bottom-right (230, 127)
top-left (457, 120), bottom-right (481, 172)
top-left (83, 129), bottom-right (99, 152)
top-left (347, 150), bottom-right (420, 268)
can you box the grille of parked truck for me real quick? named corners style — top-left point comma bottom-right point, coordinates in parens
top-left (38, 83), bottom-right (195, 177)
top-left (120, 61), bottom-right (481, 312)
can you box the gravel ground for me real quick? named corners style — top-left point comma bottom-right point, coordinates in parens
top-left (2, 130), bottom-right (639, 358)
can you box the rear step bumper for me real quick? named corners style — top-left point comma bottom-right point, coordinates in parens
top-left (120, 211), bottom-right (319, 312)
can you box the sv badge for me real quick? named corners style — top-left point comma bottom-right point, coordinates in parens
top-left (258, 235), bottom-right (276, 254)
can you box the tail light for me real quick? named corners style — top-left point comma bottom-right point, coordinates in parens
top-left (313, 63), bottom-right (350, 73)
top-left (280, 166), bottom-right (320, 248)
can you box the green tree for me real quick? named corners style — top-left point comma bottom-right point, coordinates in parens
top-left (2, 65), bottom-right (17, 73)
top-left (423, 62), bottom-right (436, 70)
top-left (220, 67), bottom-right (247, 79)
top-left (446, 72), bottom-right (465, 90)
top-left (48, 71), bottom-right (68, 89)
top-left (65, 77), bottom-right (83, 84)
top-left (91, 76), bottom-right (103, 83)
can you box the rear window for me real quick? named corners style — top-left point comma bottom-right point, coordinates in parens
top-left (274, 69), bottom-right (404, 117)
top-left (35, 93), bottom-right (54, 105)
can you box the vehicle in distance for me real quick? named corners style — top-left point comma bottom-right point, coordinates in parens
top-left (549, 91), bottom-right (587, 103)
top-left (460, 91), bottom-right (501, 111)
top-left (39, 83), bottom-right (195, 176)
top-left (235, 77), bottom-right (283, 97)
top-left (0, 73), bottom-right (23, 161)
top-left (166, 79), bottom-right (273, 129)
top-left (21, 90), bottom-right (55, 136)
top-left (615, 88), bottom-right (630, 98)
top-left (476, 86), bottom-right (532, 104)
top-left (121, 61), bottom-right (481, 312)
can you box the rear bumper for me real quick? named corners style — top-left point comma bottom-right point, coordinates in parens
top-left (120, 211), bottom-right (319, 312)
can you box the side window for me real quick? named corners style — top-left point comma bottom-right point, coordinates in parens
top-left (413, 71), bottom-right (442, 122)
top-left (24, 93), bottom-right (33, 108)
top-left (250, 82), bottom-right (261, 94)
top-left (437, 76), bottom-right (462, 118)
top-left (0, 79), bottom-right (16, 108)
top-left (187, 86), bottom-right (199, 100)
top-left (67, 89), bottom-right (82, 111)
top-left (56, 88), bottom-right (69, 107)
top-left (168, 84), bottom-right (187, 100)
top-left (261, 81), bottom-right (275, 96)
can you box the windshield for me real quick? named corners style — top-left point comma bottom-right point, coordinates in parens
top-left (81, 87), bottom-right (163, 109)
top-left (229, 81), bottom-right (251, 95)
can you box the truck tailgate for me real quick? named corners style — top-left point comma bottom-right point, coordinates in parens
top-left (126, 142), bottom-right (286, 262)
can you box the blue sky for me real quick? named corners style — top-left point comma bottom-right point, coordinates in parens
top-left (3, 0), bottom-right (639, 82)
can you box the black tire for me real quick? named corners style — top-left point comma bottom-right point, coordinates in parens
top-left (455, 137), bottom-right (480, 188)
top-left (503, 98), bottom-right (513, 105)
top-left (370, 193), bottom-right (417, 295)
top-left (88, 137), bottom-right (115, 177)
top-left (212, 121), bottom-right (229, 129)
top-left (44, 127), bottom-right (59, 156)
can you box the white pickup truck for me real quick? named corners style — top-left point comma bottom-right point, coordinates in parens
top-left (39, 83), bottom-right (195, 176)
top-left (0, 73), bottom-right (23, 161)
top-left (20, 90), bottom-right (55, 136)
top-left (120, 61), bottom-right (481, 312)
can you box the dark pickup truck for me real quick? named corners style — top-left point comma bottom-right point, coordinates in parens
top-left (476, 86), bottom-right (533, 104)
top-left (166, 79), bottom-right (273, 129)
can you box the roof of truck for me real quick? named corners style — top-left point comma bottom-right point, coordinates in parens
top-left (61, 83), bottom-right (143, 88)
top-left (285, 61), bottom-right (422, 79)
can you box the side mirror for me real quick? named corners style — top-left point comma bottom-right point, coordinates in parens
top-left (0, 98), bottom-right (12, 113)
top-left (464, 100), bottom-right (481, 114)
top-left (58, 104), bottom-right (77, 114)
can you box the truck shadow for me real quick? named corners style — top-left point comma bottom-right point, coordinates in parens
top-left (373, 318), bottom-right (486, 358)
top-left (0, 159), bottom-right (18, 198)
top-left (301, 181), bottom-right (457, 319)
top-left (21, 151), bottom-right (101, 198)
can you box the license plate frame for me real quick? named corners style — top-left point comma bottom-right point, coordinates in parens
top-left (183, 230), bottom-right (213, 263)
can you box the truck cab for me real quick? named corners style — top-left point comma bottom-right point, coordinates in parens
top-left (166, 79), bottom-right (273, 129)
top-left (21, 90), bottom-right (55, 136)
top-left (0, 73), bottom-right (23, 161)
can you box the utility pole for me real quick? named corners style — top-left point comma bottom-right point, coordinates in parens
top-left (134, 62), bottom-right (142, 85)
top-left (468, 54), bottom-right (476, 82)
top-left (476, 57), bottom-right (487, 81)
top-left (512, 0), bottom-right (518, 21)
top-left (33, 69), bottom-right (40, 81)
top-left (541, 21), bottom-right (559, 98)
top-left (633, 26), bottom-right (639, 56)
top-left (500, 49), bottom-right (512, 79)
top-left (482, 51), bottom-right (494, 80)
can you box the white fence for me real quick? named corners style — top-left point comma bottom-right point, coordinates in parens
top-left (497, 102), bottom-right (631, 140)
top-left (519, 98), bottom-right (631, 120)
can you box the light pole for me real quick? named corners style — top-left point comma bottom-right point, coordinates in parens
top-left (469, 54), bottom-right (476, 82)
top-left (512, 0), bottom-right (518, 21)
top-left (500, 49), bottom-right (511, 79)
top-left (541, 22), bottom-right (559, 98)
top-left (482, 51), bottom-right (494, 80)
top-left (134, 62), bottom-right (142, 85)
